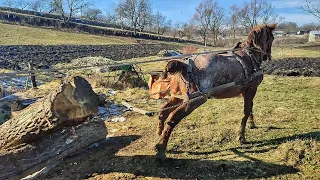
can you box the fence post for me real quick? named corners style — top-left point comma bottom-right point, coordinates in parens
top-left (28, 62), bottom-right (37, 89)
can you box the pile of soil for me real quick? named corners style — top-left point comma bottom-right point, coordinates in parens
top-left (261, 57), bottom-right (320, 77)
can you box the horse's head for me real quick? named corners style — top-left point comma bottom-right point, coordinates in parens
top-left (246, 24), bottom-right (277, 61)
top-left (148, 60), bottom-right (188, 99)
top-left (148, 73), bottom-right (171, 99)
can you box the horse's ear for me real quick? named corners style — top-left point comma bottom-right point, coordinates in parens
top-left (165, 60), bottom-right (185, 74)
top-left (268, 24), bottom-right (277, 31)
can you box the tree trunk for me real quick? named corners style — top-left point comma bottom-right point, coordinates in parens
top-left (0, 120), bottom-right (107, 179)
top-left (0, 76), bottom-right (105, 179)
top-left (0, 76), bottom-right (99, 150)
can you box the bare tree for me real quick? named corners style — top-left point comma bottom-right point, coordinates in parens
top-left (278, 22), bottom-right (298, 34)
top-left (50, 0), bottom-right (89, 23)
top-left (229, 5), bottom-right (239, 43)
top-left (83, 8), bottom-right (102, 21)
top-left (15, 0), bottom-right (30, 9)
top-left (301, 0), bottom-right (320, 20)
top-left (137, 0), bottom-right (151, 32)
top-left (172, 22), bottom-right (182, 39)
top-left (193, 0), bottom-right (214, 46)
top-left (116, 0), bottom-right (151, 34)
top-left (30, 0), bottom-right (50, 12)
top-left (153, 11), bottom-right (165, 34)
top-left (2, 0), bottom-right (14, 8)
top-left (234, 0), bottom-right (281, 33)
top-left (209, 2), bottom-right (224, 45)
top-left (181, 22), bottom-right (197, 40)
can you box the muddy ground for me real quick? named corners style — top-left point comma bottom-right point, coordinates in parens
top-left (262, 57), bottom-right (320, 77)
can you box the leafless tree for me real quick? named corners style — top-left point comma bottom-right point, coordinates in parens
top-left (181, 22), bottom-right (197, 40)
top-left (116, 0), bottom-right (151, 34)
top-left (137, 0), bottom-right (151, 32)
top-left (229, 5), bottom-right (239, 43)
top-left (50, 0), bottom-right (89, 23)
top-left (15, 0), bottom-right (30, 9)
top-left (2, 0), bottom-right (15, 8)
top-left (29, 0), bottom-right (50, 12)
top-left (83, 8), bottom-right (102, 21)
top-left (278, 22), bottom-right (298, 34)
top-left (301, 0), bottom-right (320, 20)
top-left (171, 22), bottom-right (182, 39)
top-left (193, 0), bottom-right (214, 46)
top-left (234, 0), bottom-right (281, 33)
top-left (209, 2), bottom-right (224, 45)
top-left (153, 11), bottom-right (165, 34)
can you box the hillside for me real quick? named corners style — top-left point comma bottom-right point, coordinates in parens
top-left (0, 22), bottom-right (135, 45)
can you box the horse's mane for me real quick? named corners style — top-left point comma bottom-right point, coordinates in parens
top-left (238, 24), bottom-right (277, 50)
top-left (161, 60), bottom-right (187, 78)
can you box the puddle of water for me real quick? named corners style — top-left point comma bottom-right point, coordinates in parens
top-left (97, 104), bottom-right (127, 122)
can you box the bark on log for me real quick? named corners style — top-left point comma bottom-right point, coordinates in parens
top-left (0, 76), bottom-right (99, 150)
top-left (0, 120), bottom-right (107, 179)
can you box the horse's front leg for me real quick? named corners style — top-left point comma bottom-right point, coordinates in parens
top-left (155, 96), bottom-right (207, 160)
top-left (157, 98), bottom-right (182, 135)
top-left (248, 112), bottom-right (256, 129)
top-left (239, 87), bottom-right (257, 144)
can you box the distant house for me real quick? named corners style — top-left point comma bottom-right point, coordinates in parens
top-left (308, 31), bottom-right (320, 42)
top-left (273, 30), bottom-right (285, 37)
top-left (296, 31), bottom-right (307, 35)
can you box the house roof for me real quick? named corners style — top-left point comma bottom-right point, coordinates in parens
top-left (273, 31), bottom-right (285, 34)
top-left (310, 31), bottom-right (320, 35)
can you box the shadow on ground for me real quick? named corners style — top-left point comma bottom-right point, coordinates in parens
top-left (34, 134), bottom-right (305, 179)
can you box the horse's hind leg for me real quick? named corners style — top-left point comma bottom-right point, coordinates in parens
top-left (157, 98), bottom-right (182, 135)
top-left (239, 87), bottom-right (257, 144)
top-left (155, 97), bottom-right (207, 160)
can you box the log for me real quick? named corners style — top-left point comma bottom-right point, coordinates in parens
top-left (0, 120), bottom-right (107, 179)
top-left (0, 76), bottom-right (99, 150)
top-left (0, 76), bottom-right (106, 179)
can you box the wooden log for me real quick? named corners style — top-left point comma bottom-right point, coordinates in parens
top-left (0, 76), bottom-right (99, 150)
top-left (0, 120), bottom-right (107, 179)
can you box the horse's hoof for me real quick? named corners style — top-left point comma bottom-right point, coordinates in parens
top-left (154, 144), bottom-right (166, 160)
top-left (249, 123), bottom-right (256, 129)
top-left (239, 138), bottom-right (248, 145)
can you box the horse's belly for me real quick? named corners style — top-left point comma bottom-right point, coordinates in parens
top-left (209, 86), bottom-right (244, 99)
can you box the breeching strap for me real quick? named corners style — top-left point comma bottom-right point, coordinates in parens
top-left (171, 70), bottom-right (263, 100)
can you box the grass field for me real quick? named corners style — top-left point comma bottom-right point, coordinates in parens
top-left (30, 53), bottom-right (320, 179)
top-left (0, 22), bottom-right (135, 45)
top-left (1, 22), bottom-right (320, 179)
top-left (30, 75), bottom-right (319, 179)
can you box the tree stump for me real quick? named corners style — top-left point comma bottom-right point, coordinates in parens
top-left (0, 76), bottom-right (106, 179)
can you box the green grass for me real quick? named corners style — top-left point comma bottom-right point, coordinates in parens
top-left (272, 47), bottom-right (320, 59)
top-left (0, 22), bottom-right (135, 45)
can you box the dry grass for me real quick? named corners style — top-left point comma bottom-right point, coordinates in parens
top-left (30, 74), bottom-right (320, 179)
top-left (1, 24), bottom-right (320, 179)
top-left (272, 47), bottom-right (320, 59)
top-left (0, 22), bottom-right (136, 45)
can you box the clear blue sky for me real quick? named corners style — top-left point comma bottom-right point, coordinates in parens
top-left (94, 0), bottom-right (319, 26)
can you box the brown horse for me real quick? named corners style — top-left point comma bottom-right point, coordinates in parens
top-left (148, 24), bottom-right (276, 160)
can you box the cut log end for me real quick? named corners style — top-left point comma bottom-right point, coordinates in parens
top-left (53, 76), bottom-right (99, 124)
top-left (0, 76), bottom-right (100, 150)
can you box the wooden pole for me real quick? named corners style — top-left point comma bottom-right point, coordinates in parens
top-left (28, 62), bottom-right (37, 88)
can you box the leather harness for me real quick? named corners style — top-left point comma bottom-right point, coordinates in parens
top-left (170, 48), bottom-right (263, 100)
